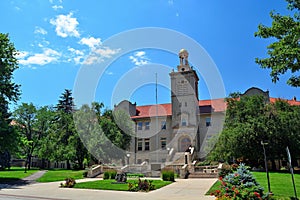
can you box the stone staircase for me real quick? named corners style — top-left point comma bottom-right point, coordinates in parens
top-left (188, 171), bottom-right (218, 178)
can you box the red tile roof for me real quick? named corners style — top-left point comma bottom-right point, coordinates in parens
top-left (131, 97), bottom-right (300, 119)
top-left (132, 99), bottom-right (226, 119)
top-left (270, 97), bottom-right (300, 106)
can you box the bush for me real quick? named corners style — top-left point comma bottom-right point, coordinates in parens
top-left (127, 173), bottom-right (144, 178)
top-left (218, 163), bottom-right (238, 178)
top-left (103, 171), bottom-right (110, 180)
top-left (161, 170), bottom-right (175, 182)
top-left (211, 163), bottom-right (270, 199)
top-left (103, 170), bottom-right (117, 180)
top-left (60, 178), bottom-right (76, 188)
top-left (128, 179), bottom-right (155, 192)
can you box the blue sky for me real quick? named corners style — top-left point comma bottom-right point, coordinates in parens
top-left (1, 0), bottom-right (299, 110)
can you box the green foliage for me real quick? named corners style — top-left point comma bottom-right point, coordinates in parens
top-left (0, 33), bottom-right (21, 157)
top-left (13, 103), bottom-right (57, 169)
top-left (211, 163), bottom-right (269, 199)
top-left (209, 94), bottom-right (300, 168)
top-left (74, 103), bottom-right (133, 164)
top-left (103, 170), bottom-right (117, 180)
top-left (128, 178), bottom-right (155, 192)
top-left (0, 150), bottom-right (11, 170)
top-left (127, 173), bottom-right (144, 178)
top-left (255, 0), bottom-right (300, 87)
top-left (48, 89), bottom-right (88, 170)
top-left (161, 170), bottom-right (175, 182)
top-left (218, 163), bottom-right (239, 178)
top-left (60, 177), bottom-right (76, 188)
top-left (103, 171), bottom-right (110, 180)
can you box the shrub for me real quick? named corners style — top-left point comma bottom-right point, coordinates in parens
top-left (60, 178), bottom-right (76, 188)
top-left (127, 173), bottom-right (144, 178)
top-left (128, 179), bottom-right (155, 192)
top-left (103, 170), bottom-right (117, 180)
top-left (211, 163), bottom-right (270, 199)
top-left (110, 170), bottom-right (117, 179)
top-left (161, 170), bottom-right (175, 182)
top-left (103, 171), bottom-right (110, 180)
top-left (218, 163), bottom-right (239, 178)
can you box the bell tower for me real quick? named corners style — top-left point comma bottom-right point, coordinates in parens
top-left (169, 49), bottom-right (200, 152)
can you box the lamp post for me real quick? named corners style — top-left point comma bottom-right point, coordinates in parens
top-left (126, 153), bottom-right (130, 166)
top-left (261, 141), bottom-right (272, 195)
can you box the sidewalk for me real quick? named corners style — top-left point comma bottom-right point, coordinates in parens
top-left (0, 177), bottom-right (217, 200)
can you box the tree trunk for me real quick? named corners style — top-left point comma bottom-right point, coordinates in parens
top-left (27, 155), bottom-right (31, 170)
top-left (66, 160), bottom-right (71, 169)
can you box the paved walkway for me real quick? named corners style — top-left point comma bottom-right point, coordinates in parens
top-left (0, 173), bottom-right (217, 200)
top-left (0, 170), bottom-right (47, 190)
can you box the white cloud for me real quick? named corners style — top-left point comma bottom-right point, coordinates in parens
top-left (34, 26), bottom-right (47, 35)
top-left (68, 47), bottom-right (84, 55)
top-left (50, 12), bottom-right (80, 38)
top-left (18, 48), bottom-right (61, 66)
top-left (79, 37), bottom-right (102, 49)
top-left (83, 47), bottom-right (120, 65)
top-left (94, 47), bottom-right (120, 58)
top-left (129, 51), bottom-right (150, 66)
top-left (68, 47), bottom-right (85, 65)
top-left (52, 5), bottom-right (63, 10)
top-left (16, 51), bottom-right (29, 59)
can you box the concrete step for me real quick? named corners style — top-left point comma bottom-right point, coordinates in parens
top-left (188, 172), bottom-right (218, 178)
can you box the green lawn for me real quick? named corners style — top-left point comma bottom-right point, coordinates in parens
top-left (36, 169), bottom-right (85, 182)
top-left (74, 179), bottom-right (172, 191)
top-left (0, 167), bottom-right (39, 183)
top-left (206, 172), bottom-right (300, 200)
top-left (253, 172), bottom-right (300, 199)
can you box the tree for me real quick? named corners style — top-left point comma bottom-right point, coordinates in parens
top-left (73, 103), bottom-right (134, 165)
top-left (54, 89), bottom-right (88, 169)
top-left (0, 33), bottom-right (21, 163)
top-left (255, 0), bottom-right (300, 87)
top-left (208, 94), bottom-right (300, 168)
top-left (13, 103), bottom-right (37, 170)
top-left (13, 103), bottom-right (55, 169)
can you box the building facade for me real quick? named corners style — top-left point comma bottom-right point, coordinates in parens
top-left (115, 49), bottom-right (226, 169)
top-left (115, 49), bottom-right (300, 170)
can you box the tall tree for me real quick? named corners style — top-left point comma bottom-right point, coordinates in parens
top-left (208, 94), bottom-right (300, 168)
top-left (0, 33), bottom-right (21, 161)
top-left (255, 0), bottom-right (300, 87)
top-left (13, 103), bottom-right (37, 170)
top-left (74, 103), bottom-right (134, 165)
top-left (54, 89), bottom-right (88, 169)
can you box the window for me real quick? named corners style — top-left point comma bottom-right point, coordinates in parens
top-left (161, 137), bottom-right (167, 150)
top-left (137, 122), bottom-right (143, 130)
top-left (161, 121), bottom-right (166, 129)
top-left (137, 139), bottom-right (143, 151)
top-left (182, 118), bottom-right (187, 126)
top-left (137, 159), bottom-right (142, 164)
top-left (144, 138), bottom-right (150, 151)
top-left (185, 102), bottom-right (187, 107)
top-left (205, 117), bottom-right (211, 127)
top-left (145, 121), bottom-right (150, 130)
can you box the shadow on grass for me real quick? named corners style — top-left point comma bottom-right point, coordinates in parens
top-left (0, 177), bottom-right (31, 190)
